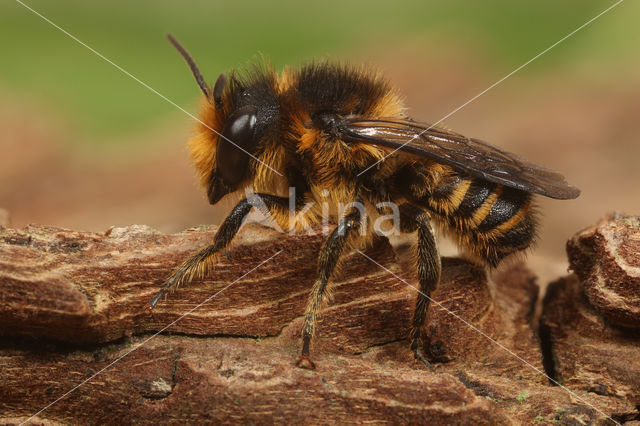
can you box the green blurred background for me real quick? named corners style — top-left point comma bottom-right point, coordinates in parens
top-left (1, 0), bottom-right (638, 278)
top-left (1, 1), bottom-right (636, 138)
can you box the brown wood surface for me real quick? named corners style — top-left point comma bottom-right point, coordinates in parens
top-left (1, 219), bottom-right (638, 424)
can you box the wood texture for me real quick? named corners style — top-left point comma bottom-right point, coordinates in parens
top-left (1, 219), bottom-right (638, 424)
top-left (541, 213), bottom-right (640, 424)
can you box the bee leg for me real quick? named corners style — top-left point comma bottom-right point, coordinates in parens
top-left (400, 204), bottom-right (441, 371)
top-left (295, 209), bottom-right (362, 369)
top-left (149, 193), bottom-right (289, 310)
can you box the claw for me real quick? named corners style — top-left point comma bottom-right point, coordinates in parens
top-left (149, 291), bottom-right (164, 311)
top-left (295, 354), bottom-right (316, 370)
top-left (413, 348), bottom-right (435, 371)
top-left (149, 275), bottom-right (178, 311)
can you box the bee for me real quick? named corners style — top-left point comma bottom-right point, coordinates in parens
top-left (150, 34), bottom-right (580, 369)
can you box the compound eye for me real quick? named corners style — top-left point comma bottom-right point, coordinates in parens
top-left (216, 106), bottom-right (258, 186)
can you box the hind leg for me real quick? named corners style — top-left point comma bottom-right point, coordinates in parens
top-left (399, 204), bottom-right (441, 369)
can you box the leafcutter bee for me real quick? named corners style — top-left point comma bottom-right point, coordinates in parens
top-left (150, 34), bottom-right (580, 369)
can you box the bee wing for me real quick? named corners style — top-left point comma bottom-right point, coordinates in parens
top-left (341, 118), bottom-right (580, 200)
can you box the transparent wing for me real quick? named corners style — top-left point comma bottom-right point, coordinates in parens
top-left (341, 118), bottom-right (580, 200)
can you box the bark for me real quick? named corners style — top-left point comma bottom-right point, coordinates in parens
top-left (541, 213), bottom-right (640, 424)
top-left (0, 217), bottom-right (638, 424)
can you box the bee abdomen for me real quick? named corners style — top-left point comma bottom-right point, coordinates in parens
top-left (397, 165), bottom-right (537, 267)
top-left (476, 186), bottom-right (530, 232)
top-left (456, 180), bottom-right (497, 218)
top-left (446, 178), bottom-right (536, 267)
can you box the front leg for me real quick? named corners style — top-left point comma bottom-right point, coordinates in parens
top-left (149, 193), bottom-right (288, 309)
top-left (296, 208), bottom-right (362, 369)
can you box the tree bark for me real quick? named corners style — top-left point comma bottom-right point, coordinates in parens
top-left (1, 218), bottom-right (638, 424)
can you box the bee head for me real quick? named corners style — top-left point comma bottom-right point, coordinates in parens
top-left (205, 72), bottom-right (261, 204)
top-left (168, 34), bottom-right (276, 205)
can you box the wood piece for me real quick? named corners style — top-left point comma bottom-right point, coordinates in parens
top-left (566, 213), bottom-right (640, 329)
top-left (0, 221), bottom-right (634, 424)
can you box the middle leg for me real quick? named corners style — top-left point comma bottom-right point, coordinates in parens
top-left (296, 207), bottom-right (362, 369)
